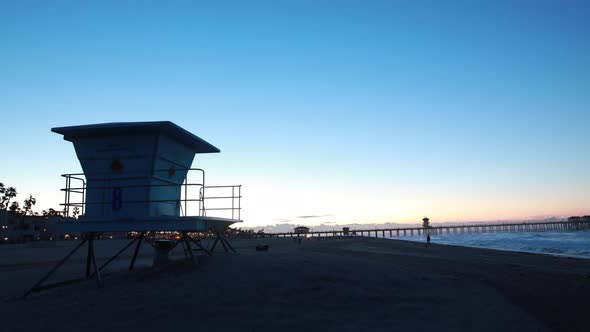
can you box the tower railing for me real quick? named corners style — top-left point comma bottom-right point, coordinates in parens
top-left (199, 185), bottom-right (242, 220)
top-left (60, 168), bottom-right (242, 220)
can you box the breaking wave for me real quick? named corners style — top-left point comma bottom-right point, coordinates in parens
top-left (392, 231), bottom-right (590, 258)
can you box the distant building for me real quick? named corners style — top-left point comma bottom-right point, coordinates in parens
top-left (294, 226), bottom-right (310, 234)
top-left (582, 216), bottom-right (590, 222)
top-left (422, 217), bottom-right (430, 228)
top-left (342, 227), bottom-right (350, 236)
top-left (0, 210), bottom-right (73, 243)
top-left (568, 216), bottom-right (581, 223)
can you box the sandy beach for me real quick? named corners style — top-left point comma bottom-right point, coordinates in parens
top-left (1, 237), bottom-right (589, 332)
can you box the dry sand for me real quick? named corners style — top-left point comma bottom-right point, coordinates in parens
top-left (1, 237), bottom-right (589, 332)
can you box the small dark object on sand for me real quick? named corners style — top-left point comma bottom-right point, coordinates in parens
top-left (153, 240), bottom-right (177, 266)
top-left (256, 244), bottom-right (269, 251)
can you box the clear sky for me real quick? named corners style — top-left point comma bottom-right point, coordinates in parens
top-left (1, 1), bottom-right (589, 227)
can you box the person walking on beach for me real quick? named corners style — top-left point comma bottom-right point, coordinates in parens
top-left (426, 234), bottom-right (431, 245)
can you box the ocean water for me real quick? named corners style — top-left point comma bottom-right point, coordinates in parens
top-left (391, 231), bottom-right (590, 258)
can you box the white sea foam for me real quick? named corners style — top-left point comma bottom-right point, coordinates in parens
top-left (389, 231), bottom-right (590, 258)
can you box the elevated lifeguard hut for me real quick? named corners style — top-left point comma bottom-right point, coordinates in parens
top-left (24, 121), bottom-right (241, 297)
top-left (51, 121), bottom-right (241, 232)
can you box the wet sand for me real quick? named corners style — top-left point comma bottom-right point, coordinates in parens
top-left (1, 237), bottom-right (589, 331)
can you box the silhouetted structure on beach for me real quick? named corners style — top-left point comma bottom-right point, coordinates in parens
top-left (24, 121), bottom-right (243, 297)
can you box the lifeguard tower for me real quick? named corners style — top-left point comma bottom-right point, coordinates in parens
top-left (25, 121), bottom-right (241, 297)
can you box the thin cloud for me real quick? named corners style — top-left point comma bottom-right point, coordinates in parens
top-left (296, 214), bottom-right (333, 219)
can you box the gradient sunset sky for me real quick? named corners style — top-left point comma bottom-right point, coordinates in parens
top-left (1, 1), bottom-right (588, 226)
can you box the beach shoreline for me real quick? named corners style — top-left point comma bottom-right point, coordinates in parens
top-left (385, 235), bottom-right (590, 260)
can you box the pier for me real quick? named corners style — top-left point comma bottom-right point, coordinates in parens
top-left (264, 220), bottom-right (590, 239)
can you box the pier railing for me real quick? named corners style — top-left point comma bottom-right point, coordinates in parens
top-left (263, 220), bottom-right (590, 239)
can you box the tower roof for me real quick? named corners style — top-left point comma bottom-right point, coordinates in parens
top-left (52, 121), bottom-right (220, 153)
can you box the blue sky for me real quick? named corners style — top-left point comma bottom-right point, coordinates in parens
top-left (1, 0), bottom-right (589, 226)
